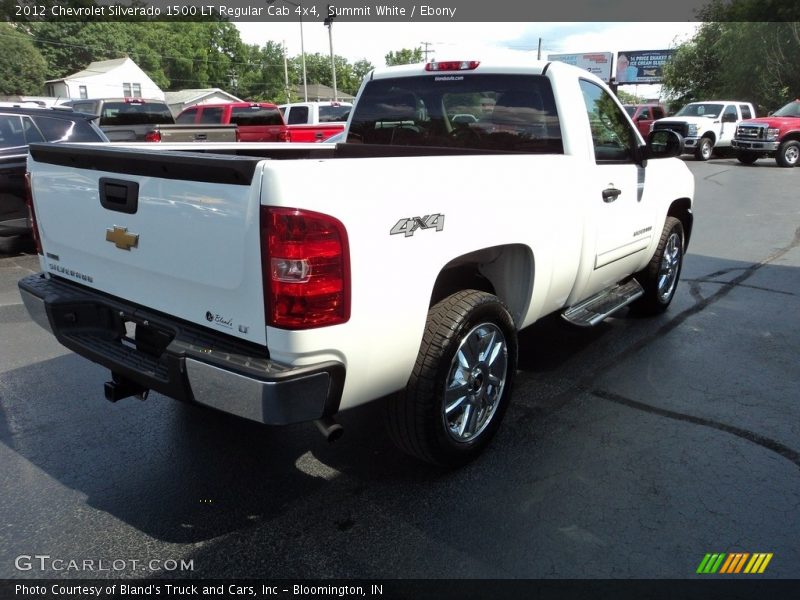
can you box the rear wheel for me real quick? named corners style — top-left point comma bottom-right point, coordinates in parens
top-left (632, 217), bottom-right (685, 315)
top-left (386, 290), bottom-right (517, 467)
top-left (776, 140), bottom-right (799, 168)
top-left (695, 137), bottom-right (713, 161)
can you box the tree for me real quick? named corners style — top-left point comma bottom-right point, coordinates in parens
top-left (662, 1), bottom-right (800, 112)
top-left (384, 47), bottom-right (424, 66)
top-left (0, 23), bottom-right (47, 95)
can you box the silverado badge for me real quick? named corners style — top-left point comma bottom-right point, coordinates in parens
top-left (106, 226), bottom-right (139, 251)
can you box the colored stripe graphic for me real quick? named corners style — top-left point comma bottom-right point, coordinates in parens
top-left (744, 553), bottom-right (773, 574)
top-left (697, 553), bottom-right (726, 574)
top-left (699, 553), bottom-right (773, 574)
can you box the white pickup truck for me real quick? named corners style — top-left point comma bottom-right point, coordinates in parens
top-left (19, 60), bottom-right (694, 467)
top-left (652, 100), bottom-right (756, 160)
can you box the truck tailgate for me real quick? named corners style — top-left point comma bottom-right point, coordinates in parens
top-left (28, 143), bottom-right (269, 346)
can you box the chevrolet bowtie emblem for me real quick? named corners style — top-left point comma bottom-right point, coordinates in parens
top-left (106, 226), bottom-right (139, 251)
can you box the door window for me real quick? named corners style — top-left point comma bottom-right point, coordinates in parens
top-left (578, 80), bottom-right (637, 162)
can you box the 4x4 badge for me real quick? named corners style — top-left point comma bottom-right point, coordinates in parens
top-left (106, 226), bottom-right (139, 251)
top-left (390, 214), bottom-right (445, 237)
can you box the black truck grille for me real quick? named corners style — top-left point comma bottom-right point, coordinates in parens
top-left (736, 125), bottom-right (766, 140)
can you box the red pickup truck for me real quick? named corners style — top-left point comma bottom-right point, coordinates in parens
top-left (176, 102), bottom-right (290, 142)
top-left (624, 103), bottom-right (668, 137)
top-left (731, 99), bottom-right (800, 167)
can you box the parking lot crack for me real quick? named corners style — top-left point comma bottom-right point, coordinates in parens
top-left (590, 388), bottom-right (800, 471)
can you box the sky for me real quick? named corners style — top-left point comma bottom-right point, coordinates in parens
top-left (236, 21), bottom-right (701, 98)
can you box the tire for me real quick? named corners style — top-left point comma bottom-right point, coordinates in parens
top-left (386, 290), bottom-right (517, 467)
top-left (0, 235), bottom-right (21, 255)
top-left (695, 137), bottom-right (713, 161)
top-left (776, 140), bottom-right (800, 168)
top-left (736, 152), bottom-right (759, 165)
top-left (632, 217), bottom-right (685, 315)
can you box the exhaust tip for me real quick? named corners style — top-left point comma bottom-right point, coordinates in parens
top-left (314, 417), bottom-right (344, 443)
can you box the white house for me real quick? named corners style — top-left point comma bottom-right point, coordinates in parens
top-left (44, 57), bottom-right (164, 101)
top-left (164, 88), bottom-right (242, 116)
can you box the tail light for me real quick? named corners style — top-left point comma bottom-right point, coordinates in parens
top-left (425, 61), bottom-right (480, 71)
top-left (25, 172), bottom-right (43, 255)
top-left (144, 130), bottom-right (161, 142)
top-left (278, 127), bottom-right (291, 142)
top-left (235, 128), bottom-right (241, 142)
top-left (261, 207), bottom-right (350, 329)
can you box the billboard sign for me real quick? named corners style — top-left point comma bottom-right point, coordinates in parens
top-left (616, 50), bottom-right (676, 84)
top-left (547, 53), bottom-right (613, 83)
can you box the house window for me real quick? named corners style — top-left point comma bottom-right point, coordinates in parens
top-left (132, 83), bottom-right (142, 98)
top-left (79, 86), bottom-right (88, 99)
top-left (123, 83), bottom-right (131, 97)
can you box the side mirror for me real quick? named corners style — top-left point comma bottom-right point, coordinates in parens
top-left (643, 129), bottom-right (684, 160)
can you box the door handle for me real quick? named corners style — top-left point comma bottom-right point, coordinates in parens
top-left (602, 187), bottom-right (621, 203)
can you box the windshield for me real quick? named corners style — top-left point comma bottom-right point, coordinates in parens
top-left (772, 101), bottom-right (800, 118)
top-left (348, 74), bottom-right (563, 153)
top-left (675, 103), bottom-right (724, 118)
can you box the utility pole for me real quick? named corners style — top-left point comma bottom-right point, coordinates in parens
top-left (324, 5), bottom-right (338, 101)
top-left (420, 41), bottom-right (433, 62)
top-left (282, 40), bottom-right (290, 103)
top-left (537, 38), bottom-right (542, 60)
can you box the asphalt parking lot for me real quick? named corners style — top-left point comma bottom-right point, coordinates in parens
top-left (0, 157), bottom-right (798, 582)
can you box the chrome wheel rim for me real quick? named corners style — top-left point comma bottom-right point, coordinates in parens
top-left (657, 232), bottom-right (682, 302)
top-left (701, 141), bottom-right (712, 159)
top-left (442, 322), bottom-right (508, 443)
top-left (784, 145), bottom-right (799, 165)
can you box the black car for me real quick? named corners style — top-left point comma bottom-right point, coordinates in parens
top-left (0, 106), bottom-right (107, 253)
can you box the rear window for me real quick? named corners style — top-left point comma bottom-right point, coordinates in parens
top-left (347, 74), bottom-right (562, 153)
top-left (230, 106), bottom-right (283, 126)
top-left (319, 105), bottom-right (351, 122)
top-left (99, 102), bottom-right (174, 126)
top-left (32, 115), bottom-right (102, 143)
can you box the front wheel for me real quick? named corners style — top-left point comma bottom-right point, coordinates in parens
top-left (632, 217), bottom-right (685, 315)
top-left (695, 137), bottom-right (713, 161)
top-left (776, 140), bottom-right (799, 168)
top-left (386, 290), bottom-right (517, 467)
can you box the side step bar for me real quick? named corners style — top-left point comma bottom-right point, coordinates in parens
top-left (561, 280), bottom-right (644, 327)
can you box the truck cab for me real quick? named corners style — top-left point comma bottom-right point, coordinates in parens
top-left (624, 104), bottom-right (667, 137)
top-left (652, 101), bottom-right (755, 161)
top-left (279, 101), bottom-right (352, 142)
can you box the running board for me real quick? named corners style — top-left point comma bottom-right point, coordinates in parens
top-left (561, 280), bottom-right (644, 327)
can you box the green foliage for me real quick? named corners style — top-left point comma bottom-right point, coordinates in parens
top-left (663, 3), bottom-right (800, 113)
top-left (3, 14), bottom-right (374, 102)
top-left (0, 22), bottom-right (47, 94)
top-left (385, 47), bottom-right (424, 66)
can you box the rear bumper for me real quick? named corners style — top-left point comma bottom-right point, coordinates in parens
top-left (18, 273), bottom-right (344, 425)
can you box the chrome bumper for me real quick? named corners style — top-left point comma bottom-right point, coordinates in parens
top-left (18, 273), bottom-right (344, 425)
top-left (731, 140), bottom-right (779, 151)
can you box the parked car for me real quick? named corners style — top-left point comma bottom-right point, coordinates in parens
top-left (623, 104), bottom-right (667, 137)
top-left (651, 101), bottom-right (756, 160)
top-left (176, 102), bottom-right (291, 142)
top-left (64, 98), bottom-right (175, 141)
top-left (0, 106), bottom-right (107, 253)
top-left (731, 99), bottom-right (800, 167)
top-left (278, 101), bottom-right (352, 142)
